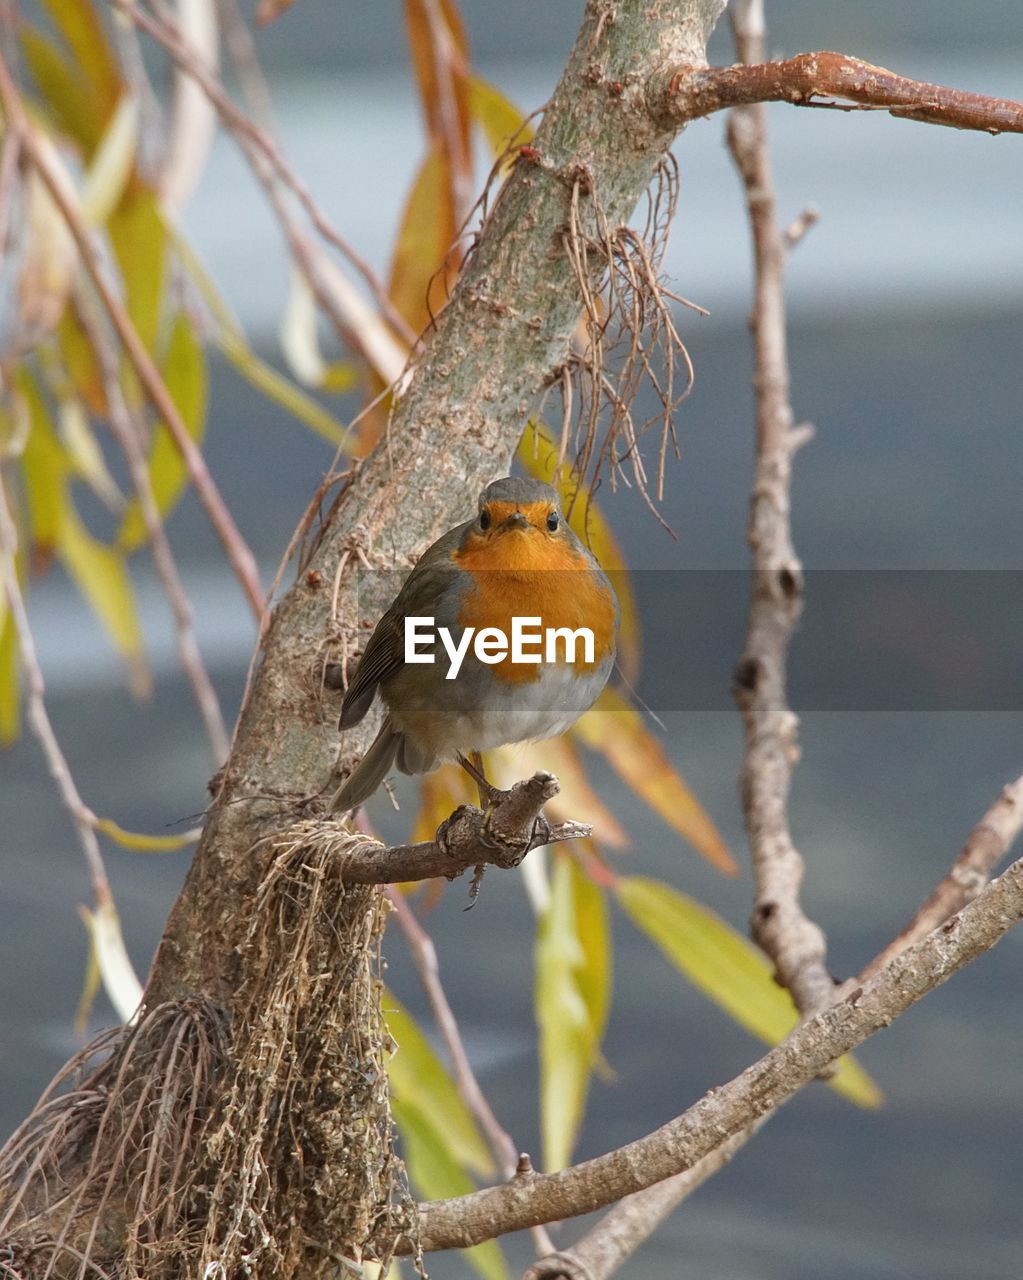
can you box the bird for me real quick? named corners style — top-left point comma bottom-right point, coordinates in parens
top-left (330, 475), bottom-right (619, 813)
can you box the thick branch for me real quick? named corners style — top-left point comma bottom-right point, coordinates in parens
top-left (413, 851), bottom-right (1023, 1251)
top-left (522, 1120), bottom-right (765, 1280)
top-left (663, 51), bottom-right (1023, 134)
top-left (727, 1), bottom-right (831, 1015)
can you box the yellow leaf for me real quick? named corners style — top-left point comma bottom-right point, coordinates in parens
top-left (40, 0), bottom-right (120, 121)
top-left (410, 763), bottom-right (474, 845)
top-left (74, 905), bottom-right (103, 1033)
top-left (536, 854), bottom-right (612, 1170)
top-left (58, 306), bottom-right (107, 415)
top-left (575, 687), bottom-right (736, 875)
top-left (391, 1096), bottom-right (509, 1280)
top-left (404, 0), bottom-right (472, 165)
top-left (59, 500), bottom-right (150, 697)
top-left (108, 183), bottom-right (166, 355)
top-left (469, 75), bottom-right (533, 157)
top-left (388, 145), bottom-right (456, 337)
top-left (21, 28), bottom-right (103, 154)
top-left (384, 989), bottom-right (493, 1176)
top-left (518, 422), bottom-right (641, 682)
top-left (18, 369), bottom-right (66, 556)
top-left (58, 397), bottom-right (124, 511)
top-left (0, 583), bottom-right (19, 745)
top-left (94, 817), bottom-right (200, 852)
top-left (616, 876), bottom-right (883, 1109)
top-left (77, 894), bottom-right (144, 1025)
top-left (119, 311), bottom-right (207, 551)
top-left (81, 92), bottom-right (139, 227)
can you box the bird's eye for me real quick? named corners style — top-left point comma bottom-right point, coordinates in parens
top-left (479, 510), bottom-right (491, 531)
top-left (546, 511), bottom-right (559, 532)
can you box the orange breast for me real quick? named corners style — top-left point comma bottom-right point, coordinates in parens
top-left (452, 532), bottom-right (616, 683)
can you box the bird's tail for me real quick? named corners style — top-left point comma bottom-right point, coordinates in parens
top-left (330, 718), bottom-right (400, 813)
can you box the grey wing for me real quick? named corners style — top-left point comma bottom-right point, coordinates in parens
top-left (338, 521), bottom-right (472, 730)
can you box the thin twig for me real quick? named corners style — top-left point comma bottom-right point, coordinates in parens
top-left (74, 291), bottom-right (230, 763)
top-left (859, 773), bottom-right (1023, 981)
top-left (385, 887), bottom-right (557, 1257)
top-left (0, 51), bottom-right (266, 621)
top-left (0, 478), bottom-right (111, 905)
top-left (663, 50), bottom-right (1023, 135)
top-left (123, 0), bottom-right (418, 351)
top-left (727, 0), bottom-right (832, 1015)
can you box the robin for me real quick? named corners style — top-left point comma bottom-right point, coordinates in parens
top-left (330, 476), bottom-right (619, 812)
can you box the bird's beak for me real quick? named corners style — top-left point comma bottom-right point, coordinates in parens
top-left (501, 511), bottom-right (528, 530)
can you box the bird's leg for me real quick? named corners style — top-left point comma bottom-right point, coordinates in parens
top-left (457, 751), bottom-right (502, 808)
top-left (457, 751), bottom-right (502, 907)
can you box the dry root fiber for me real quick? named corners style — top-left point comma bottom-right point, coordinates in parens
top-left (0, 826), bottom-right (412, 1279)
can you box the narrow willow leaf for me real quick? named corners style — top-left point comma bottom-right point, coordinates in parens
top-left (21, 28), bottom-right (102, 154)
top-left (518, 423), bottom-right (640, 681)
top-left (175, 235), bottom-right (353, 446)
top-left (575, 687), bottom-right (736, 876)
top-left (59, 501), bottom-right (150, 697)
top-left (40, 0), bottom-right (120, 118)
top-left (0, 589), bottom-right (19, 745)
top-left (388, 145), bottom-right (455, 336)
top-left (58, 398), bottom-right (124, 511)
top-left (616, 876), bottom-right (883, 1109)
top-left (108, 184), bottom-right (166, 355)
top-left (391, 1096), bottom-right (509, 1280)
top-left (281, 265), bottom-right (327, 386)
top-left (94, 817), bottom-right (200, 852)
top-left (58, 307), bottom-right (107, 415)
top-left (469, 75), bottom-right (533, 156)
top-left (19, 163), bottom-right (78, 334)
top-left (18, 370), bottom-right (65, 556)
top-left (119, 311), bottom-right (207, 551)
top-left (80, 92), bottom-right (139, 227)
top-left (384, 989), bottom-right (493, 1175)
top-left (78, 896), bottom-right (144, 1024)
top-left (536, 854), bottom-right (612, 1170)
top-left (74, 906), bottom-right (103, 1033)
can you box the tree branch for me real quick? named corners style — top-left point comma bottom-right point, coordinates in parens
top-left (521, 1120), bottom-right (766, 1280)
top-left (331, 772), bottom-right (589, 885)
top-left (412, 848), bottom-right (1023, 1251)
top-left (662, 50), bottom-right (1023, 134)
top-left (727, 0), bottom-right (831, 1015)
top-left (859, 774), bottom-right (1023, 981)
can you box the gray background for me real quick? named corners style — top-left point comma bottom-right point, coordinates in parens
top-left (3, 3), bottom-right (1023, 1277)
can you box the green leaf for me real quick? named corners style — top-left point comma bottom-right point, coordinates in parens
top-left (59, 500), bottom-right (150, 698)
top-left (391, 1097), bottom-right (509, 1280)
top-left (616, 876), bottom-right (883, 1109)
top-left (384, 990), bottom-right (493, 1176)
top-left (469, 75), bottom-right (532, 156)
top-left (108, 184), bottom-right (166, 356)
top-left (119, 311), bottom-right (207, 551)
top-left (536, 854), bottom-right (612, 1171)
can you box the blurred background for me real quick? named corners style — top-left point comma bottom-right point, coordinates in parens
top-left (3, 2), bottom-right (1023, 1277)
